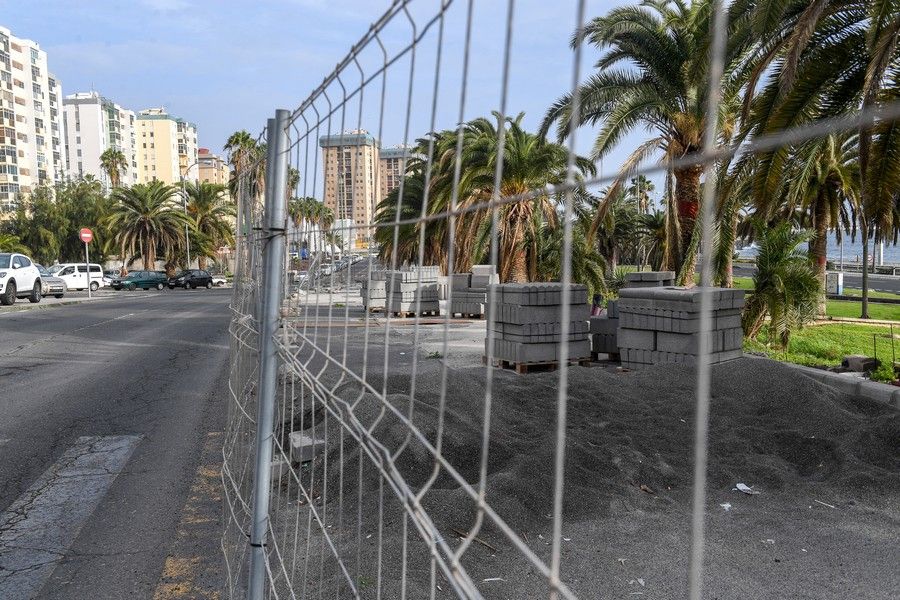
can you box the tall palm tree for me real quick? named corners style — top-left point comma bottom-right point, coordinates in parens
top-left (107, 182), bottom-right (191, 270)
top-left (741, 0), bottom-right (900, 317)
top-left (540, 0), bottom-right (760, 282)
top-left (99, 148), bottom-right (128, 188)
top-left (183, 181), bottom-right (235, 270)
top-left (626, 175), bottom-right (655, 214)
top-left (224, 130), bottom-right (265, 201)
top-left (742, 221), bottom-right (820, 349)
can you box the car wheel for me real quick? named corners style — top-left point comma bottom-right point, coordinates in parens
top-left (185, 282), bottom-right (193, 290)
top-left (168, 285), bottom-right (175, 290)
top-left (29, 281), bottom-right (41, 303)
top-left (1, 281), bottom-right (16, 305)
top-left (54, 294), bottom-right (64, 299)
top-left (205, 281), bottom-right (212, 289)
top-left (156, 283), bottom-right (164, 290)
top-left (90, 281), bottom-right (100, 292)
top-left (127, 283), bottom-right (135, 291)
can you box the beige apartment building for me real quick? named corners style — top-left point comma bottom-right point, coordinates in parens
top-left (378, 146), bottom-right (409, 203)
top-left (198, 147), bottom-right (229, 187)
top-left (135, 107), bottom-right (198, 185)
top-left (0, 25), bottom-right (66, 214)
top-left (319, 131), bottom-right (379, 247)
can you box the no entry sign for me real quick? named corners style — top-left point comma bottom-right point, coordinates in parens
top-left (79, 228), bottom-right (93, 243)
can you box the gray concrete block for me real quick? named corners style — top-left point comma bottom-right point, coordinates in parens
top-left (387, 290), bottom-right (441, 302)
top-left (492, 320), bottom-right (589, 337)
top-left (289, 432), bottom-right (326, 462)
top-left (389, 281), bottom-right (440, 293)
top-left (471, 273), bottom-right (500, 288)
top-left (450, 273), bottom-right (471, 291)
top-left (489, 283), bottom-right (589, 306)
top-left (589, 316), bottom-right (619, 334)
top-left (487, 338), bottom-right (591, 363)
top-left (471, 264), bottom-right (497, 276)
top-left (385, 299), bottom-right (440, 313)
top-left (607, 300), bottom-right (619, 319)
top-left (487, 302), bottom-right (591, 324)
top-left (617, 328), bottom-right (656, 351)
top-left (591, 333), bottom-right (618, 354)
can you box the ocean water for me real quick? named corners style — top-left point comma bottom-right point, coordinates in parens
top-left (740, 233), bottom-right (900, 264)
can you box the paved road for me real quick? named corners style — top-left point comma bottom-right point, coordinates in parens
top-left (0, 289), bottom-right (230, 599)
top-left (733, 264), bottom-right (900, 294)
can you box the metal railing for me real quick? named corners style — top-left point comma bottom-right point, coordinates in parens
top-left (221, 1), bottom-right (900, 599)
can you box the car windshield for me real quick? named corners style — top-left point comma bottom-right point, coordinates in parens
top-left (36, 264), bottom-right (50, 276)
top-left (126, 272), bottom-right (141, 279)
top-left (176, 271), bottom-right (191, 278)
top-left (47, 264), bottom-right (64, 274)
top-left (0, 254), bottom-right (10, 269)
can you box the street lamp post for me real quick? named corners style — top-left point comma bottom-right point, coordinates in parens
top-left (180, 158), bottom-right (204, 269)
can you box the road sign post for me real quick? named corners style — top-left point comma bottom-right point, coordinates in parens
top-left (79, 228), bottom-right (94, 298)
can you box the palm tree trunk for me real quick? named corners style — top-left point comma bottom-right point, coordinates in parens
top-left (509, 248), bottom-right (528, 283)
top-left (674, 164), bottom-right (703, 284)
top-left (810, 196), bottom-right (829, 316)
top-left (198, 255), bottom-right (207, 270)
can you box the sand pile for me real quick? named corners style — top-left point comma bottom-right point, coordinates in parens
top-left (274, 357), bottom-right (900, 598)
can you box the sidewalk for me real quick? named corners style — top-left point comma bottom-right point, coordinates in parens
top-left (0, 291), bottom-right (121, 314)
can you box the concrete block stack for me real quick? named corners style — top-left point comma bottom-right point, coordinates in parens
top-left (449, 265), bottom-right (500, 317)
top-left (624, 270), bottom-right (675, 288)
top-left (384, 267), bottom-right (441, 316)
top-left (590, 298), bottom-right (619, 358)
top-left (616, 286), bottom-right (745, 369)
top-left (360, 272), bottom-right (387, 311)
top-left (485, 283), bottom-right (591, 372)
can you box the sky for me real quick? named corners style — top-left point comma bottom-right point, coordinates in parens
top-left (1, 0), bottom-right (655, 198)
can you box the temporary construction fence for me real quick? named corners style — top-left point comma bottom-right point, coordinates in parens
top-left (222, 1), bottom-right (900, 599)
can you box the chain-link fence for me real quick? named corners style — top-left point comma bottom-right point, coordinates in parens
top-left (223, 1), bottom-right (900, 598)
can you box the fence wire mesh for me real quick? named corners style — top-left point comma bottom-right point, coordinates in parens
top-left (222, 1), bottom-right (900, 598)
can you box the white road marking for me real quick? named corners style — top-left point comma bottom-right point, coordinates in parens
top-left (0, 435), bottom-right (142, 597)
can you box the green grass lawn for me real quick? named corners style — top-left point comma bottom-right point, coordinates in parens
top-left (745, 322), bottom-right (900, 368)
top-left (732, 276), bottom-right (900, 320)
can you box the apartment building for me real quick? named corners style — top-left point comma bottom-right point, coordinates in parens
top-left (378, 145), bottom-right (410, 202)
top-left (0, 25), bottom-right (66, 213)
top-left (62, 91), bottom-right (137, 190)
top-left (135, 107), bottom-right (198, 185)
top-left (319, 131), bottom-right (379, 246)
top-left (198, 147), bottom-right (229, 187)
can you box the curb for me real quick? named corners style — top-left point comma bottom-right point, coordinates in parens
top-left (787, 362), bottom-right (900, 410)
top-left (0, 294), bottom-right (128, 315)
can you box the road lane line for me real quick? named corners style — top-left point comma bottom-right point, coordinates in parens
top-left (0, 435), bottom-right (142, 598)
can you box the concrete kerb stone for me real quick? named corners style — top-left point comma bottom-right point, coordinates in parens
top-left (781, 361), bottom-right (900, 410)
top-left (289, 432), bottom-right (326, 462)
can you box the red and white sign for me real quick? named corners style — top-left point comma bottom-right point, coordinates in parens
top-left (79, 228), bottom-right (93, 243)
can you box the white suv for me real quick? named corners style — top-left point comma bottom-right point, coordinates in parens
top-left (0, 252), bottom-right (42, 305)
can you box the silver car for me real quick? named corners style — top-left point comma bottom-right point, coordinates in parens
top-left (35, 264), bottom-right (67, 298)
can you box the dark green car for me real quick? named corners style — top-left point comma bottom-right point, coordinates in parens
top-left (112, 270), bottom-right (168, 291)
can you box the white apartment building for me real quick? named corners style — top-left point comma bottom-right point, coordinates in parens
top-left (0, 25), bottom-right (66, 213)
top-left (135, 107), bottom-right (198, 185)
top-left (62, 91), bottom-right (137, 190)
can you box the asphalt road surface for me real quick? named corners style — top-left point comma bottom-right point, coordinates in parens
top-left (0, 289), bottom-right (230, 599)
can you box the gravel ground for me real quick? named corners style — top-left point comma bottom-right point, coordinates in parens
top-left (267, 306), bottom-right (900, 599)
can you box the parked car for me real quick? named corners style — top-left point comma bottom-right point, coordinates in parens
top-left (35, 264), bottom-right (67, 298)
top-left (211, 275), bottom-right (227, 287)
top-left (0, 252), bottom-right (42, 305)
top-left (48, 263), bottom-right (105, 291)
top-left (169, 269), bottom-right (213, 289)
top-left (112, 270), bottom-right (168, 291)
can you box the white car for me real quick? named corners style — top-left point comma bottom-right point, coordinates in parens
top-left (212, 275), bottom-right (227, 287)
top-left (0, 252), bottom-right (43, 305)
top-left (48, 263), bottom-right (105, 291)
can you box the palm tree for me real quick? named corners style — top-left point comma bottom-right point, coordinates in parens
top-left (0, 233), bottom-right (29, 254)
top-left (224, 130), bottom-right (265, 200)
top-left (740, 0), bottom-right (900, 317)
top-left (99, 148), bottom-right (128, 188)
top-left (541, 0), bottom-right (761, 282)
top-left (107, 181), bottom-right (191, 270)
top-left (742, 221), bottom-right (820, 349)
top-left (626, 176), bottom-right (655, 214)
top-left (183, 181), bottom-right (235, 270)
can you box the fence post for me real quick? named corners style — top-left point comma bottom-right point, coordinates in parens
top-left (247, 108), bottom-right (290, 600)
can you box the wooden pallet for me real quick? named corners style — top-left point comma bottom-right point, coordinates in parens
top-left (482, 355), bottom-right (591, 374)
top-left (367, 306), bottom-right (386, 314)
top-left (591, 351), bottom-right (620, 362)
top-left (389, 310), bottom-right (440, 318)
